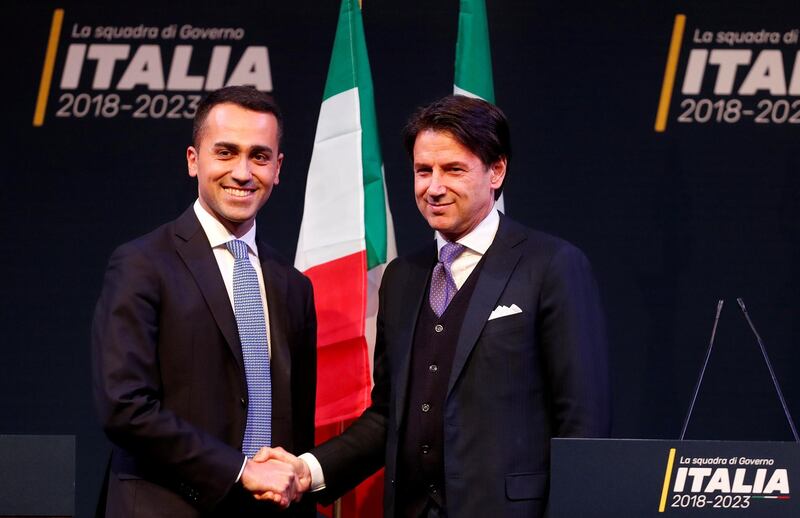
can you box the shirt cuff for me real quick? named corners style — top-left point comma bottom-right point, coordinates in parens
top-left (235, 456), bottom-right (248, 483)
top-left (299, 452), bottom-right (326, 491)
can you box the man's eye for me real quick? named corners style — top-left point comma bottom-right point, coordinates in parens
top-left (217, 149), bottom-right (232, 158)
top-left (253, 154), bottom-right (269, 162)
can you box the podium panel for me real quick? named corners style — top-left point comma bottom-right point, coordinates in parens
top-left (0, 435), bottom-right (75, 517)
top-left (551, 438), bottom-right (799, 517)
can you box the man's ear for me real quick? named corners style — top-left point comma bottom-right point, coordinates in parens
top-left (489, 157), bottom-right (507, 190)
top-left (187, 146), bottom-right (198, 178)
top-left (273, 152), bottom-right (284, 185)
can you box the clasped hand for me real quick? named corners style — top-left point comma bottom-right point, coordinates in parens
top-left (240, 446), bottom-right (312, 508)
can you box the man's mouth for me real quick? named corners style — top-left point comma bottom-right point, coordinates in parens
top-left (428, 201), bottom-right (453, 209)
top-left (223, 187), bottom-right (254, 198)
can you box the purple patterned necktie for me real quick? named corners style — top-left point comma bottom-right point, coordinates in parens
top-left (429, 242), bottom-right (466, 317)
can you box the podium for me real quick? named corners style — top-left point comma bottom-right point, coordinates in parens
top-left (551, 299), bottom-right (800, 516)
top-left (550, 438), bottom-right (799, 517)
top-left (0, 435), bottom-right (74, 517)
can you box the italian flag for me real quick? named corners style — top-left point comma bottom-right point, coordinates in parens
top-left (454, 0), bottom-right (505, 212)
top-left (296, 2), bottom-right (394, 513)
top-left (294, 0), bottom-right (395, 440)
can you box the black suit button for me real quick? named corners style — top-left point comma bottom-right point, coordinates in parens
top-left (421, 444), bottom-right (430, 454)
top-left (429, 483), bottom-right (438, 494)
top-left (434, 324), bottom-right (444, 333)
top-left (429, 364), bottom-right (438, 373)
top-left (421, 403), bottom-right (430, 412)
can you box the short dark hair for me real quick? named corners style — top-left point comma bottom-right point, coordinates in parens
top-left (402, 95), bottom-right (511, 198)
top-left (192, 86), bottom-right (284, 148)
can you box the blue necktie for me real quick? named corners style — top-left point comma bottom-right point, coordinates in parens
top-left (226, 239), bottom-right (271, 456)
top-left (429, 242), bottom-right (466, 317)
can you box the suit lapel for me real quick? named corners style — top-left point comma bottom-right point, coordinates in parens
top-left (257, 240), bottom-right (293, 445)
top-left (173, 208), bottom-right (244, 371)
top-left (446, 216), bottom-right (526, 397)
top-left (393, 246), bottom-right (435, 430)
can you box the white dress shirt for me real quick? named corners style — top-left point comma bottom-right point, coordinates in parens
top-left (193, 200), bottom-right (272, 481)
top-left (193, 200), bottom-right (273, 353)
top-left (435, 206), bottom-right (500, 287)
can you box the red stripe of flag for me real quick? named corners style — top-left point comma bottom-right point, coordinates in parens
top-left (304, 251), bottom-right (371, 425)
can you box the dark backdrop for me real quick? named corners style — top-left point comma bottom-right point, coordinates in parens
top-left (3, 1), bottom-right (799, 516)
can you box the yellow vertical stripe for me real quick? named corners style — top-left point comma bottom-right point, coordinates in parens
top-left (33, 8), bottom-right (64, 127)
top-left (654, 14), bottom-right (686, 133)
top-left (658, 448), bottom-right (677, 512)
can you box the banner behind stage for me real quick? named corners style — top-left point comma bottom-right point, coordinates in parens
top-left (2, 1), bottom-right (799, 515)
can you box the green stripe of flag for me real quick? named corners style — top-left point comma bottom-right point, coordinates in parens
top-left (323, 0), bottom-right (387, 269)
top-left (454, 0), bottom-right (495, 103)
top-left (354, 4), bottom-right (387, 269)
top-left (323, 0), bottom-right (358, 99)
top-left (454, 0), bottom-right (505, 213)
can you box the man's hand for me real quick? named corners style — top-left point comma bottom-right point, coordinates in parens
top-left (240, 456), bottom-right (298, 508)
top-left (253, 446), bottom-right (312, 494)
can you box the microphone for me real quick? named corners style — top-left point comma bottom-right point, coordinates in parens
top-left (680, 299), bottom-right (724, 440)
top-left (736, 298), bottom-right (799, 442)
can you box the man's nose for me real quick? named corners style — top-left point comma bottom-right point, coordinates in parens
top-left (230, 157), bottom-right (252, 182)
top-left (427, 171), bottom-right (446, 196)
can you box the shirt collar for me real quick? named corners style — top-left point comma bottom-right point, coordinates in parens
top-left (193, 199), bottom-right (259, 257)
top-left (435, 206), bottom-right (500, 257)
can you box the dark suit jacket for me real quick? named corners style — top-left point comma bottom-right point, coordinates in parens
top-left (91, 207), bottom-right (316, 517)
top-left (312, 214), bottom-right (610, 517)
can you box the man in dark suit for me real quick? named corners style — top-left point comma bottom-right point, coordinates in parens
top-left (263, 95), bottom-right (610, 517)
top-left (92, 86), bottom-right (316, 517)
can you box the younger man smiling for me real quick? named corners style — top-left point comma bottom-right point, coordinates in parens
top-left (92, 86), bottom-right (316, 517)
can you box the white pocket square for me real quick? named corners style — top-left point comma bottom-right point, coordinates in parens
top-left (488, 303), bottom-right (523, 321)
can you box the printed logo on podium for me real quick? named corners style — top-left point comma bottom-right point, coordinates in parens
top-left (659, 447), bottom-right (791, 512)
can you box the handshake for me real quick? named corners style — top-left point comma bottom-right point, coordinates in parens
top-left (240, 447), bottom-right (313, 508)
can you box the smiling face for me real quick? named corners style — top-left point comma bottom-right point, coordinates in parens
top-left (187, 102), bottom-right (283, 237)
top-left (413, 129), bottom-right (506, 242)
